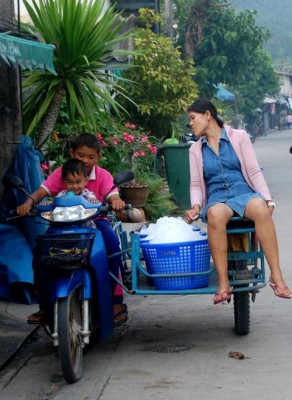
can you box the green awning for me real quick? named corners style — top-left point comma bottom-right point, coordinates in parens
top-left (0, 33), bottom-right (56, 75)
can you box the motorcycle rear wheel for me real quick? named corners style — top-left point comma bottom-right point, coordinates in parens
top-left (58, 290), bottom-right (83, 383)
top-left (233, 290), bottom-right (250, 335)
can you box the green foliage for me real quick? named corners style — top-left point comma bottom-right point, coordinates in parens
top-left (229, 50), bottom-right (279, 124)
top-left (22, 0), bottom-right (133, 146)
top-left (211, 99), bottom-right (234, 125)
top-left (118, 10), bottom-right (198, 138)
top-left (136, 172), bottom-right (179, 222)
top-left (173, 0), bottom-right (280, 123)
top-left (194, 5), bottom-right (271, 94)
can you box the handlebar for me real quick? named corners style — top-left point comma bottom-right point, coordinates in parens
top-left (6, 201), bottom-right (133, 222)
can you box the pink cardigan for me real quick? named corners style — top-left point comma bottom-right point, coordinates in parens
top-left (189, 125), bottom-right (272, 208)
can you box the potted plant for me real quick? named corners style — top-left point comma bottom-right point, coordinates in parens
top-left (98, 120), bottom-right (159, 207)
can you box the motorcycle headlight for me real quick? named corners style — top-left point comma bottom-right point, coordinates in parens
top-left (41, 205), bottom-right (97, 222)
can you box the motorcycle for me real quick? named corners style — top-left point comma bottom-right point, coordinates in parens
top-left (2, 170), bottom-right (134, 383)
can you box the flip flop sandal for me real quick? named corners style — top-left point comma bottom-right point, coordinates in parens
top-left (113, 304), bottom-right (128, 326)
top-left (213, 291), bottom-right (231, 305)
top-left (269, 281), bottom-right (292, 299)
top-left (27, 309), bottom-right (46, 324)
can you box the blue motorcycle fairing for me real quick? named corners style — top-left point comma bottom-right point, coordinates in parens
top-left (90, 228), bottom-right (114, 340)
top-left (53, 269), bottom-right (91, 299)
top-left (42, 225), bottom-right (114, 341)
top-left (38, 195), bottom-right (102, 212)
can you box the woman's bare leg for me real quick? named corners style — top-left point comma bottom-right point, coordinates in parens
top-left (207, 203), bottom-right (234, 300)
top-left (245, 198), bottom-right (291, 296)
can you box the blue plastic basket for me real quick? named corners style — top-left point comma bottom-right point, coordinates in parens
top-left (141, 239), bottom-right (211, 290)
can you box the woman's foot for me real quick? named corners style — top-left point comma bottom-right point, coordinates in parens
top-left (113, 304), bottom-right (128, 326)
top-left (269, 279), bottom-right (292, 299)
top-left (213, 288), bottom-right (232, 305)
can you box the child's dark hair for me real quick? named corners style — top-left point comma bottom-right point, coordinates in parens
top-left (188, 98), bottom-right (224, 128)
top-left (70, 133), bottom-right (101, 153)
top-left (61, 159), bottom-right (87, 179)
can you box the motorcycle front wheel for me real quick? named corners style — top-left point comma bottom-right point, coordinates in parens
top-left (58, 290), bottom-right (83, 383)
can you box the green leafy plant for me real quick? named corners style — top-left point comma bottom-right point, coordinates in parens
top-left (22, 0), bottom-right (134, 148)
top-left (118, 9), bottom-right (198, 138)
top-left (136, 171), bottom-right (179, 222)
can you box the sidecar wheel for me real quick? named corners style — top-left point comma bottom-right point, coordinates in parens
top-left (233, 291), bottom-right (250, 335)
top-left (58, 290), bottom-right (83, 383)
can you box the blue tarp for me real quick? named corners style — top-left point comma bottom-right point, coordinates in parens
top-left (214, 84), bottom-right (236, 101)
top-left (0, 136), bottom-right (48, 303)
top-left (0, 224), bottom-right (34, 304)
top-left (1, 136), bottom-right (48, 250)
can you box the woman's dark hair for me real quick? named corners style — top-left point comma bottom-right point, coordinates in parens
top-left (61, 159), bottom-right (87, 179)
top-left (70, 133), bottom-right (101, 153)
top-left (188, 98), bottom-right (224, 128)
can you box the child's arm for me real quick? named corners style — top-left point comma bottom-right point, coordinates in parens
top-left (16, 187), bottom-right (48, 216)
top-left (83, 189), bottom-right (98, 203)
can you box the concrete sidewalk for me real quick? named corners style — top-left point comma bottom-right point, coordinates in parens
top-left (0, 222), bottom-right (143, 371)
top-left (0, 301), bottom-right (39, 370)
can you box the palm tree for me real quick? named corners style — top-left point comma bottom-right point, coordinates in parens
top-left (22, 0), bottom-right (133, 148)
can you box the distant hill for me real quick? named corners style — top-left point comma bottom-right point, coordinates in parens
top-left (231, 0), bottom-right (292, 66)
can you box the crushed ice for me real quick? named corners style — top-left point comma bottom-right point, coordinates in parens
top-left (139, 216), bottom-right (207, 244)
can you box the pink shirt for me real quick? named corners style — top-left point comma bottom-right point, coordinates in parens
top-left (189, 126), bottom-right (272, 208)
top-left (41, 165), bottom-right (118, 202)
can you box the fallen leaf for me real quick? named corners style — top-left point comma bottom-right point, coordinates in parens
top-left (228, 351), bottom-right (245, 360)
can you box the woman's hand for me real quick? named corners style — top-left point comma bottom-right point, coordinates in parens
top-left (185, 205), bottom-right (201, 224)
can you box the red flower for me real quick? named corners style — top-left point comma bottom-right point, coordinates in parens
top-left (41, 162), bottom-right (49, 171)
top-left (124, 122), bottom-right (137, 129)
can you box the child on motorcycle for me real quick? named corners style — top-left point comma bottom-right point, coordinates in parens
top-left (17, 133), bottom-right (129, 326)
top-left (56, 158), bottom-right (98, 202)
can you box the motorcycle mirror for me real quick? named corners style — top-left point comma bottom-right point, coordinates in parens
top-left (2, 175), bottom-right (25, 189)
top-left (2, 175), bottom-right (35, 206)
top-left (113, 170), bottom-right (134, 186)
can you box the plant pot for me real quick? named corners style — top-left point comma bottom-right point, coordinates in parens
top-left (120, 184), bottom-right (149, 208)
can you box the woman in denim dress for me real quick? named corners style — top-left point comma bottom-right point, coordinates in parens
top-left (185, 98), bottom-right (291, 304)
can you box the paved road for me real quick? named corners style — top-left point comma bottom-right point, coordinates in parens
top-left (1, 130), bottom-right (292, 400)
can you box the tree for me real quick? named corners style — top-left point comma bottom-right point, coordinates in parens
top-left (230, 49), bottom-right (279, 125)
top-left (118, 9), bottom-right (198, 138)
top-left (22, 0), bottom-right (133, 148)
top-left (174, 0), bottom-right (225, 59)
top-left (173, 0), bottom-right (280, 121)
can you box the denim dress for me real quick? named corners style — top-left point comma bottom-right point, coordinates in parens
top-left (201, 129), bottom-right (264, 223)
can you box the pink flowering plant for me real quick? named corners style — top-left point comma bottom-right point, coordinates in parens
top-left (97, 121), bottom-right (158, 183)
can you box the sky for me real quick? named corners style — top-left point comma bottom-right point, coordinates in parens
top-left (14, 0), bottom-right (28, 14)
top-left (14, 0), bottom-right (31, 19)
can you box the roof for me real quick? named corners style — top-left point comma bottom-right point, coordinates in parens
top-left (214, 84), bottom-right (236, 101)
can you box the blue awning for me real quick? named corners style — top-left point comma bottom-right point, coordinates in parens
top-left (214, 84), bottom-right (235, 101)
top-left (0, 33), bottom-right (56, 74)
